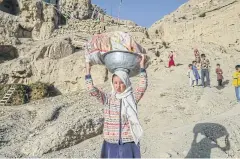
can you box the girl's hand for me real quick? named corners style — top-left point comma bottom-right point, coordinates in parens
top-left (140, 54), bottom-right (146, 68)
top-left (85, 62), bottom-right (91, 75)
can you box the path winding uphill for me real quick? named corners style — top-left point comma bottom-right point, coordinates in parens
top-left (139, 45), bottom-right (240, 158)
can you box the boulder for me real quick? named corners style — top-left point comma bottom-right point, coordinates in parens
top-left (39, 22), bottom-right (55, 40)
top-left (46, 38), bottom-right (75, 60)
top-left (0, 91), bottom-right (104, 157)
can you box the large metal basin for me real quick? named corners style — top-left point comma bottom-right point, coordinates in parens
top-left (103, 51), bottom-right (142, 77)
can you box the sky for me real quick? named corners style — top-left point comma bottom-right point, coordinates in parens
top-left (91, 0), bottom-right (188, 27)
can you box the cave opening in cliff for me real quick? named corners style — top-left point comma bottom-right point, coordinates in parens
top-left (0, 45), bottom-right (19, 63)
top-left (0, 0), bottom-right (20, 15)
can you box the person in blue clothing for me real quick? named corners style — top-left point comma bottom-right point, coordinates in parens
top-left (192, 61), bottom-right (201, 86)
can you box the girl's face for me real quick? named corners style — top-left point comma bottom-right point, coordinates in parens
top-left (113, 75), bottom-right (126, 93)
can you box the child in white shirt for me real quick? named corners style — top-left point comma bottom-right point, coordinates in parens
top-left (187, 64), bottom-right (196, 87)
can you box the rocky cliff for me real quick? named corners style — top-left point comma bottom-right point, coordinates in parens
top-left (149, 0), bottom-right (240, 52)
top-left (0, 0), bottom-right (151, 94)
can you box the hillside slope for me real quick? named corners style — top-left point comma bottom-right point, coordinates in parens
top-left (1, 0), bottom-right (240, 158)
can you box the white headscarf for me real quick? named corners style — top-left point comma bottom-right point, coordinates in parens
top-left (111, 70), bottom-right (143, 145)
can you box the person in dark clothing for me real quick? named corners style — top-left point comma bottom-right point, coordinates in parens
top-left (215, 64), bottom-right (223, 87)
top-left (200, 54), bottom-right (211, 87)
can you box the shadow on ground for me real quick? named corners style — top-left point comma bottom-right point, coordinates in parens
top-left (185, 123), bottom-right (230, 158)
top-left (215, 80), bottom-right (230, 90)
top-left (176, 63), bottom-right (184, 66)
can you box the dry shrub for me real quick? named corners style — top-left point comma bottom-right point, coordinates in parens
top-left (162, 41), bottom-right (170, 48)
top-left (29, 82), bottom-right (50, 100)
top-left (199, 12), bottom-right (206, 17)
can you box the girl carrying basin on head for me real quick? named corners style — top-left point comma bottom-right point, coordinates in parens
top-left (85, 54), bottom-right (148, 158)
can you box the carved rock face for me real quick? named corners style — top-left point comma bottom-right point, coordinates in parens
top-left (60, 0), bottom-right (92, 20)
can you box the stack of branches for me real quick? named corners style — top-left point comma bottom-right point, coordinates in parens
top-left (0, 82), bottom-right (58, 106)
top-left (0, 84), bottom-right (11, 99)
top-left (0, 84), bottom-right (28, 106)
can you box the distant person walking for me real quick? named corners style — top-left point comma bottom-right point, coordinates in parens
top-left (168, 51), bottom-right (176, 68)
top-left (196, 56), bottom-right (202, 85)
top-left (187, 64), bottom-right (196, 87)
top-left (200, 54), bottom-right (211, 87)
top-left (232, 65), bottom-right (240, 102)
top-left (216, 64), bottom-right (223, 87)
top-left (192, 61), bottom-right (201, 86)
top-left (194, 49), bottom-right (200, 60)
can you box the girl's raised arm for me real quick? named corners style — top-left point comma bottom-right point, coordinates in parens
top-left (134, 55), bottom-right (148, 103)
top-left (85, 63), bottom-right (108, 105)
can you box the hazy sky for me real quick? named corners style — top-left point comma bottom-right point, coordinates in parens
top-left (91, 0), bottom-right (188, 27)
